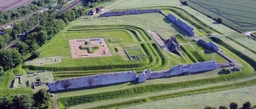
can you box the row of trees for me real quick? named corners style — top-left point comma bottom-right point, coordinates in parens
top-left (0, 0), bottom-right (58, 25)
top-left (0, 89), bottom-right (51, 109)
top-left (205, 101), bottom-right (256, 109)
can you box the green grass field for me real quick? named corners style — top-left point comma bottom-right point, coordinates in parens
top-left (123, 85), bottom-right (256, 109)
top-left (26, 24), bottom-right (186, 79)
top-left (39, 29), bottom-right (146, 67)
top-left (75, 13), bottom-right (185, 39)
top-left (182, 0), bottom-right (256, 31)
top-left (110, 0), bottom-right (236, 34)
top-left (226, 34), bottom-right (256, 54)
top-left (26, 11), bottom-right (212, 79)
top-left (181, 43), bottom-right (228, 63)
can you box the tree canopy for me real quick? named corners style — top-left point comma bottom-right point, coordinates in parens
top-left (0, 49), bottom-right (23, 70)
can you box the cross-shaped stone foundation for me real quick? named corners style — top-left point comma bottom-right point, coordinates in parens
top-left (79, 41), bottom-right (100, 53)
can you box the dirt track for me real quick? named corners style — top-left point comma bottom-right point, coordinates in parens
top-left (0, 0), bottom-right (33, 12)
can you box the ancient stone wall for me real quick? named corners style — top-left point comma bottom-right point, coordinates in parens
top-left (48, 71), bottom-right (137, 92)
top-left (100, 9), bottom-right (161, 17)
top-left (148, 61), bottom-right (218, 80)
top-left (166, 14), bottom-right (195, 36)
top-left (48, 62), bottom-right (219, 91)
top-left (167, 14), bottom-right (176, 22)
top-left (198, 39), bottom-right (219, 52)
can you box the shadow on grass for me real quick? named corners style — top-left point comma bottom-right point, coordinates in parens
top-left (162, 17), bottom-right (189, 37)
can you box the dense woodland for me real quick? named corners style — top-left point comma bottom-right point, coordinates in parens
top-left (0, 6), bottom-right (88, 70)
top-left (0, 89), bottom-right (51, 109)
top-left (0, 0), bottom-right (58, 25)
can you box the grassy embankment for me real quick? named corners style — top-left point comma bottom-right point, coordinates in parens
top-left (24, 25), bottom-right (186, 79)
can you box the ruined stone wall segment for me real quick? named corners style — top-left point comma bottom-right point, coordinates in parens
top-left (167, 14), bottom-right (177, 22)
top-left (100, 9), bottom-right (161, 17)
top-left (187, 61), bottom-right (218, 74)
top-left (48, 71), bottom-right (137, 92)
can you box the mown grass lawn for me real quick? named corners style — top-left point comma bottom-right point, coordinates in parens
top-left (123, 85), bottom-right (256, 109)
top-left (38, 29), bottom-right (149, 67)
top-left (182, 43), bottom-right (228, 63)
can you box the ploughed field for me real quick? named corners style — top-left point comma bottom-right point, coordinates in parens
top-left (0, 0), bottom-right (33, 12)
top-left (182, 0), bottom-right (256, 31)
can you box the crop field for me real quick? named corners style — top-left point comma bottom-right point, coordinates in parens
top-left (182, 0), bottom-right (256, 31)
top-left (0, 0), bottom-right (33, 12)
top-left (124, 85), bottom-right (256, 109)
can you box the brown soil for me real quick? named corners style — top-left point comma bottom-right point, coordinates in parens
top-left (0, 0), bottom-right (34, 12)
top-left (69, 38), bottom-right (112, 58)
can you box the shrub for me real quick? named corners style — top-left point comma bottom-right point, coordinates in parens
top-left (31, 51), bottom-right (40, 59)
top-left (204, 106), bottom-right (216, 109)
top-left (243, 101), bottom-right (251, 109)
top-left (216, 18), bottom-right (223, 23)
top-left (230, 102), bottom-right (238, 109)
top-left (219, 105), bottom-right (228, 109)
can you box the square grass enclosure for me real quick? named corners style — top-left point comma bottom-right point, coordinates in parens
top-left (39, 29), bottom-right (149, 67)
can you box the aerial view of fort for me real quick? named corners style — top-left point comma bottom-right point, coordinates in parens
top-left (1, 0), bottom-right (256, 109)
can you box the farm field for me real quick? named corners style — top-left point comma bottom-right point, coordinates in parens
top-left (182, 0), bottom-right (256, 31)
top-left (0, 0), bottom-right (33, 12)
top-left (123, 85), bottom-right (256, 109)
